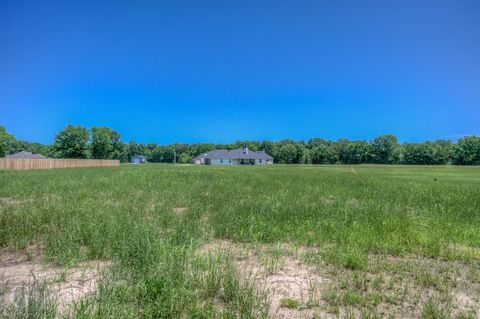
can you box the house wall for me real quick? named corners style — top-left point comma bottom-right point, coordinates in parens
top-left (194, 158), bottom-right (205, 165)
top-left (209, 158), bottom-right (233, 165)
top-left (205, 158), bottom-right (274, 165)
top-left (255, 158), bottom-right (274, 164)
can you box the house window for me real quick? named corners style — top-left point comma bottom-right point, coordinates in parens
top-left (229, 159), bottom-right (231, 163)
top-left (259, 159), bottom-right (262, 163)
top-left (220, 159), bottom-right (223, 163)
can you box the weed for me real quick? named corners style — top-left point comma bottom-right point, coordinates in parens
top-left (0, 280), bottom-right (57, 319)
top-left (279, 298), bottom-right (301, 309)
top-left (421, 297), bottom-right (452, 319)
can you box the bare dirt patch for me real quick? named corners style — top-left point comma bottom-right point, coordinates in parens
top-left (316, 253), bottom-right (480, 318)
top-left (372, 254), bottom-right (480, 317)
top-left (199, 240), bottom-right (334, 318)
top-left (0, 246), bottom-right (110, 315)
top-left (319, 195), bottom-right (335, 206)
top-left (199, 241), bottom-right (480, 318)
top-left (252, 255), bottom-right (331, 318)
top-left (0, 197), bottom-right (29, 206)
top-left (173, 207), bottom-right (188, 216)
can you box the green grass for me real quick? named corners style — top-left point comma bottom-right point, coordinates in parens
top-left (1, 164), bottom-right (479, 318)
top-left (279, 298), bottom-right (301, 309)
top-left (0, 280), bottom-right (57, 319)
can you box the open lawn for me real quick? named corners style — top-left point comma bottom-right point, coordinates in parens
top-left (1, 164), bottom-right (479, 318)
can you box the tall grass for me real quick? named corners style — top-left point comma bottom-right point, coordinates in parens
top-left (0, 280), bottom-right (57, 319)
top-left (1, 164), bottom-right (479, 317)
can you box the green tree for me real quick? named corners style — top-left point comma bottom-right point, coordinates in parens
top-left (0, 126), bottom-right (15, 157)
top-left (311, 144), bottom-right (338, 164)
top-left (7, 140), bottom-right (53, 157)
top-left (344, 141), bottom-right (372, 164)
top-left (192, 144), bottom-right (216, 157)
top-left (300, 148), bottom-right (313, 164)
top-left (150, 146), bottom-right (174, 163)
top-left (53, 125), bottom-right (89, 158)
top-left (91, 127), bottom-right (121, 159)
top-left (126, 141), bottom-right (146, 162)
top-left (403, 143), bottom-right (436, 165)
top-left (7, 140), bottom-right (28, 154)
top-left (335, 138), bottom-right (351, 163)
top-left (229, 141), bottom-right (259, 151)
top-left (259, 141), bottom-right (275, 157)
top-left (431, 140), bottom-right (453, 164)
top-left (403, 141), bottom-right (453, 165)
top-left (27, 142), bottom-right (53, 157)
top-left (453, 136), bottom-right (480, 165)
top-left (307, 138), bottom-right (330, 148)
top-left (277, 143), bottom-right (298, 164)
top-left (111, 141), bottom-right (129, 162)
top-left (178, 153), bottom-right (192, 163)
top-left (371, 134), bottom-right (400, 164)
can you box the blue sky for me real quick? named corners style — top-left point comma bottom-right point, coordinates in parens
top-left (1, 0), bottom-right (479, 144)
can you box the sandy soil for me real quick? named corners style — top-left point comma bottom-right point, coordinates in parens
top-left (0, 246), bottom-right (109, 315)
top-left (199, 240), bottom-right (480, 318)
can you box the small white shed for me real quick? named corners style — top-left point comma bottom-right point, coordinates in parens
top-left (130, 155), bottom-right (147, 164)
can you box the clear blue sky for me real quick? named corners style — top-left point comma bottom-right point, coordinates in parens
top-left (1, 0), bottom-right (479, 145)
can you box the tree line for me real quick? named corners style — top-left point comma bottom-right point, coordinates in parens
top-left (1, 125), bottom-right (480, 165)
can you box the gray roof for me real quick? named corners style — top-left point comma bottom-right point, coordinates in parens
top-left (6, 151), bottom-right (47, 159)
top-left (131, 154), bottom-right (146, 159)
top-left (195, 148), bottom-right (273, 160)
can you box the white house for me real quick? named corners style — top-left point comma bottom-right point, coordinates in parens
top-left (194, 146), bottom-right (273, 165)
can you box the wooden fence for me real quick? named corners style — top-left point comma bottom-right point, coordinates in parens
top-left (0, 158), bottom-right (120, 170)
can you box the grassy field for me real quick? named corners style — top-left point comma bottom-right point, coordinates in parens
top-left (1, 164), bottom-right (479, 318)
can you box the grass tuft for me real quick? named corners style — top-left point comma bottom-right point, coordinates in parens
top-left (280, 298), bottom-right (301, 309)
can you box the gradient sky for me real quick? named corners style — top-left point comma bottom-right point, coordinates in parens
top-left (1, 0), bottom-right (479, 145)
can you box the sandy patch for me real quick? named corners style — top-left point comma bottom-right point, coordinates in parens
top-left (252, 256), bottom-right (331, 318)
top-left (144, 200), bottom-right (157, 215)
top-left (199, 241), bottom-right (333, 318)
top-left (173, 207), bottom-right (188, 216)
top-left (345, 198), bottom-right (360, 209)
top-left (0, 246), bottom-right (110, 315)
top-left (0, 197), bottom-right (30, 206)
top-left (378, 254), bottom-right (480, 316)
top-left (319, 195), bottom-right (335, 205)
top-left (200, 241), bottom-right (480, 318)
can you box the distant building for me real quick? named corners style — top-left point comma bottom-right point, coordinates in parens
top-left (5, 151), bottom-right (47, 159)
top-left (130, 155), bottom-right (147, 164)
top-left (194, 146), bottom-right (273, 165)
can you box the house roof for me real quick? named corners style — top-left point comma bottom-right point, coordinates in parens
top-left (5, 151), bottom-right (47, 159)
top-left (195, 148), bottom-right (273, 160)
top-left (131, 154), bottom-right (146, 159)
